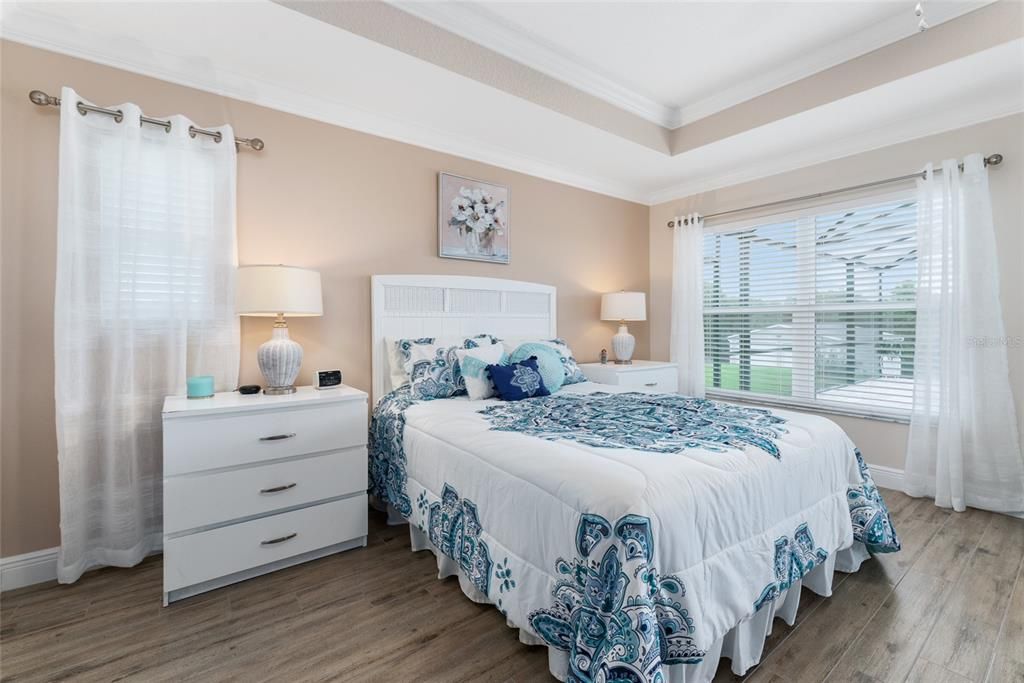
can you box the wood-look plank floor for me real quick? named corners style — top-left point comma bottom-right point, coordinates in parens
top-left (1, 489), bottom-right (1021, 683)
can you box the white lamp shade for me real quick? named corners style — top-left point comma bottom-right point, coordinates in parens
top-left (601, 291), bottom-right (646, 321)
top-left (236, 265), bottom-right (323, 317)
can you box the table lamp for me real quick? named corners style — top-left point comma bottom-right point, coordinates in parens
top-left (600, 291), bottom-right (646, 364)
top-left (237, 265), bottom-right (323, 394)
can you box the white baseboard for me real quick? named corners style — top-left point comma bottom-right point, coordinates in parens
top-left (0, 546), bottom-right (59, 592)
top-left (867, 464), bottom-right (906, 491)
top-left (867, 465), bottom-right (1024, 519)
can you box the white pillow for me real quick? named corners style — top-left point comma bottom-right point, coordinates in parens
top-left (388, 334), bottom-right (500, 399)
top-left (456, 342), bottom-right (507, 400)
top-left (385, 334), bottom-right (496, 392)
top-left (384, 337), bottom-right (410, 392)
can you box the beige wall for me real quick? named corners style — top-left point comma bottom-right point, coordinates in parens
top-left (0, 41), bottom-right (650, 558)
top-left (651, 114), bottom-right (1024, 470)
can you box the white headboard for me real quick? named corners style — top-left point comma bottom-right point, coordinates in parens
top-left (371, 275), bottom-right (557, 402)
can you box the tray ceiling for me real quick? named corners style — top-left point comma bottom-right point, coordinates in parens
top-left (394, 1), bottom-right (992, 127)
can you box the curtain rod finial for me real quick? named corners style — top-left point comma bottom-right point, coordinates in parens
top-left (985, 153), bottom-right (1003, 167)
top-left (29, 90), bottom-right (58, 106)
top-left (236, 136), bottom-right (265, 151)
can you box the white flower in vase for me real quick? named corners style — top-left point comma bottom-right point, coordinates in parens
top-left (450, 185), bottom-right (506, 256)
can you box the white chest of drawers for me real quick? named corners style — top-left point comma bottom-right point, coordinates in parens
top-left (161, 385), bottom-right (368, 605)
top-left (579, 360), bottom-right (679, 393)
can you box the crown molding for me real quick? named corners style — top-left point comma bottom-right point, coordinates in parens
top-left (3, 1), bottom-right (1014, 209)
top-left (646, 96), bottom-right (1024, 205)
top-left (391, 1), bottom-right (993, 131)
top-left (0, 4), bottom-right (649, 204)
top-left (389, 0), bottom-right (677, 129)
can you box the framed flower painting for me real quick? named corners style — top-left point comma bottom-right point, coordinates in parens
top-left (438, 172), bottom-right (510, 264)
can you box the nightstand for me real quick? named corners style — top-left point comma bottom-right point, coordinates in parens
top-left (161, 385), bottom-right (368, 605)
top-left (579, 360), bottom-right (679, 393)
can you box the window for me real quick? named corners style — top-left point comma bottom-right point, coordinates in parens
top-left (702, 194), bottom-right (917, 419)
top-left (83, 135), bottom-right (226, 324)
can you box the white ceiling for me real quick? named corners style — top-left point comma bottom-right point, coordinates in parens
top-left (2, 1), bottom-right (1020, 205)
top-left (395, 1), bottom-right (991, 127)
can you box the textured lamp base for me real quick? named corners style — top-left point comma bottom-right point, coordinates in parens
top-left (258, 323), bottom-right (303, 395)
top-left (263, 385), bottom-right (297, 396)
top-left (611, 324), bottom-right (635, 364)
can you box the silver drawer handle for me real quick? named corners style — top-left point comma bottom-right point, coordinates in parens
top-left (260, 532), bottom-right (297, 546)
top-left (260, 482), bottom-right (297, 494)
top-left (259, 433), bottom-right (296, 442)
top-left (644, 382), bottom-right (658, 387)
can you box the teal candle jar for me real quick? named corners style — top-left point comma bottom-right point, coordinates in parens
top-left (186, 375), bottom-right (215, 399)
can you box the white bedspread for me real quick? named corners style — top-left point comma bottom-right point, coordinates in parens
top-left (369, 382), bottom-right (899, 682)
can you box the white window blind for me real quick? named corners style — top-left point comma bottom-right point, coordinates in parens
top-left (81, 136), bottom-right (224, 322)
top-left (702, 194), bottom-right (917, 419)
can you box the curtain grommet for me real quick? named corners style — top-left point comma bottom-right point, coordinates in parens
top-left (76, 102), bottom-right (123, 123)
top-left (189, 126), bottom-right (222, 143)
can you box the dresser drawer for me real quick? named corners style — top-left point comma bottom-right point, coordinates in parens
top-left (616, 367), bottom-right (679, 392)
top-left (163, 495), bottom-right (367, 592)
top-left (163, 447), bottom-right (367, 534)
top-left (163, 401), bottom-right (366, 475)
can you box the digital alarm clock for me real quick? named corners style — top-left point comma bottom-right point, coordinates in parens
top-left (315, 369), bottom-right (343, 390)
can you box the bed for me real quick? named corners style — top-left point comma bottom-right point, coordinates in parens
top-left (367, 275), bottom-right (900, 683)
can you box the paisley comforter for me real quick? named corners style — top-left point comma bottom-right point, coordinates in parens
top-left (369, 382), bottom-right (899, 683)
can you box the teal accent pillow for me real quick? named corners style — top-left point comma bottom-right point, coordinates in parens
top-left (510, 342), bottom-right (565, 392)
top-left (458, 349), bottom-right (508, 400)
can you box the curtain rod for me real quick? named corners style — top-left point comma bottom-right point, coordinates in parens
top-left (28, 90), bottom-right (265, 151)
top-left (667, 153), bottom-right (1003, 228)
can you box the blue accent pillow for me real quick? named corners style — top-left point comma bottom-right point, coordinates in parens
top-left (509, 342), bottom-right (565, 393)
top-left (487, 357), bottom-right (551, 401)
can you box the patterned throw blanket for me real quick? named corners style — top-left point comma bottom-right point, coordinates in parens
top-left (478, 391), bottom-right (789, 457)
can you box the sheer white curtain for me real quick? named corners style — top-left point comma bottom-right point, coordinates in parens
top-left (670, 213), bottom-right (706, 398)
top-left (55, 87), bottom-right (239, 582)
top-left (904, 154), bottom-right (1024, 513)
